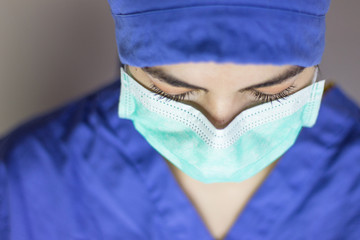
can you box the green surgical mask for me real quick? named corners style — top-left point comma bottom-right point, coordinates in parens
top-left (118, 66), bottom-right (325, 183)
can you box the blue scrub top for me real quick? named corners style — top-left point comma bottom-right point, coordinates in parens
top-left (1, 78), bottom-right (360, 240)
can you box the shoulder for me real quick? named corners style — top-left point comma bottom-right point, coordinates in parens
top-left (0, 77), bottom-right (136, 181)
top-left (309, 83), bottom-right (360, 149)
top-left (0, 78), bottom-right (153, 239)
top-left (311, 83), bottom-right (360, 202)
top-left (312, 84), bottom-right (360, 173)
top-left (1, 78), bottom-right (119, 154)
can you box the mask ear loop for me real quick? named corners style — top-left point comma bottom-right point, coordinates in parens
top-left (311, 66), bottom-right (319, 84)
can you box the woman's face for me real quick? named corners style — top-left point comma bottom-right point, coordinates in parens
top-left (126, 62), bottom-right (317, 129)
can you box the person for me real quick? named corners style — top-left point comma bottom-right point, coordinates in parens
top-left (1, 1), bottom-right (359, 240)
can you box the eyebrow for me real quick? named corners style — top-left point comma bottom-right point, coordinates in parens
top-left (141, 65), bottom-right (305, 92)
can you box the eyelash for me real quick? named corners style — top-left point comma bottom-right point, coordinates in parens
top-left (149, 83), bottom-right (296, 104)
top-left (149, 83), bottom-right (197, 102)
top-left (249, 85), bottom-right (296, 103)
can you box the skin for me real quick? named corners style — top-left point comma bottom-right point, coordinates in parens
top-left (126, 62), bottom-right (317, 129)
top-left (125, 62), bottom-right (318, 239)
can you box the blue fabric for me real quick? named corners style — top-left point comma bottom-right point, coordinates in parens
top-left (1, 78), bottom-right (360, 240)
top-left (106, 0), bottom-right (331, 67)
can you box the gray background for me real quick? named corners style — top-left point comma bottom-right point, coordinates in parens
top-left (0, 0), bottom-right (359, 137)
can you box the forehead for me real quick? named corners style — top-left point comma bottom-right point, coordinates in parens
top-left (141, 62), bottom-right (305, 89)
top-left (145, 62), bottom-right (297, 77)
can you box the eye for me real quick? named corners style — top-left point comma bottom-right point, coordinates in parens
top-left (249, 85), bottom-right (296, 103)
top-left (149, 82), bottom-right (297, 104)
top-left (149, 83), bottom-right (197, 102)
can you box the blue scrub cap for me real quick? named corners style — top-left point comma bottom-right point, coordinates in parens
top-left (107, 0), bottom-right (331, 67)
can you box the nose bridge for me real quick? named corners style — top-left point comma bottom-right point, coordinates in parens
top-left (203, 94), bottom-right (247, 129)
